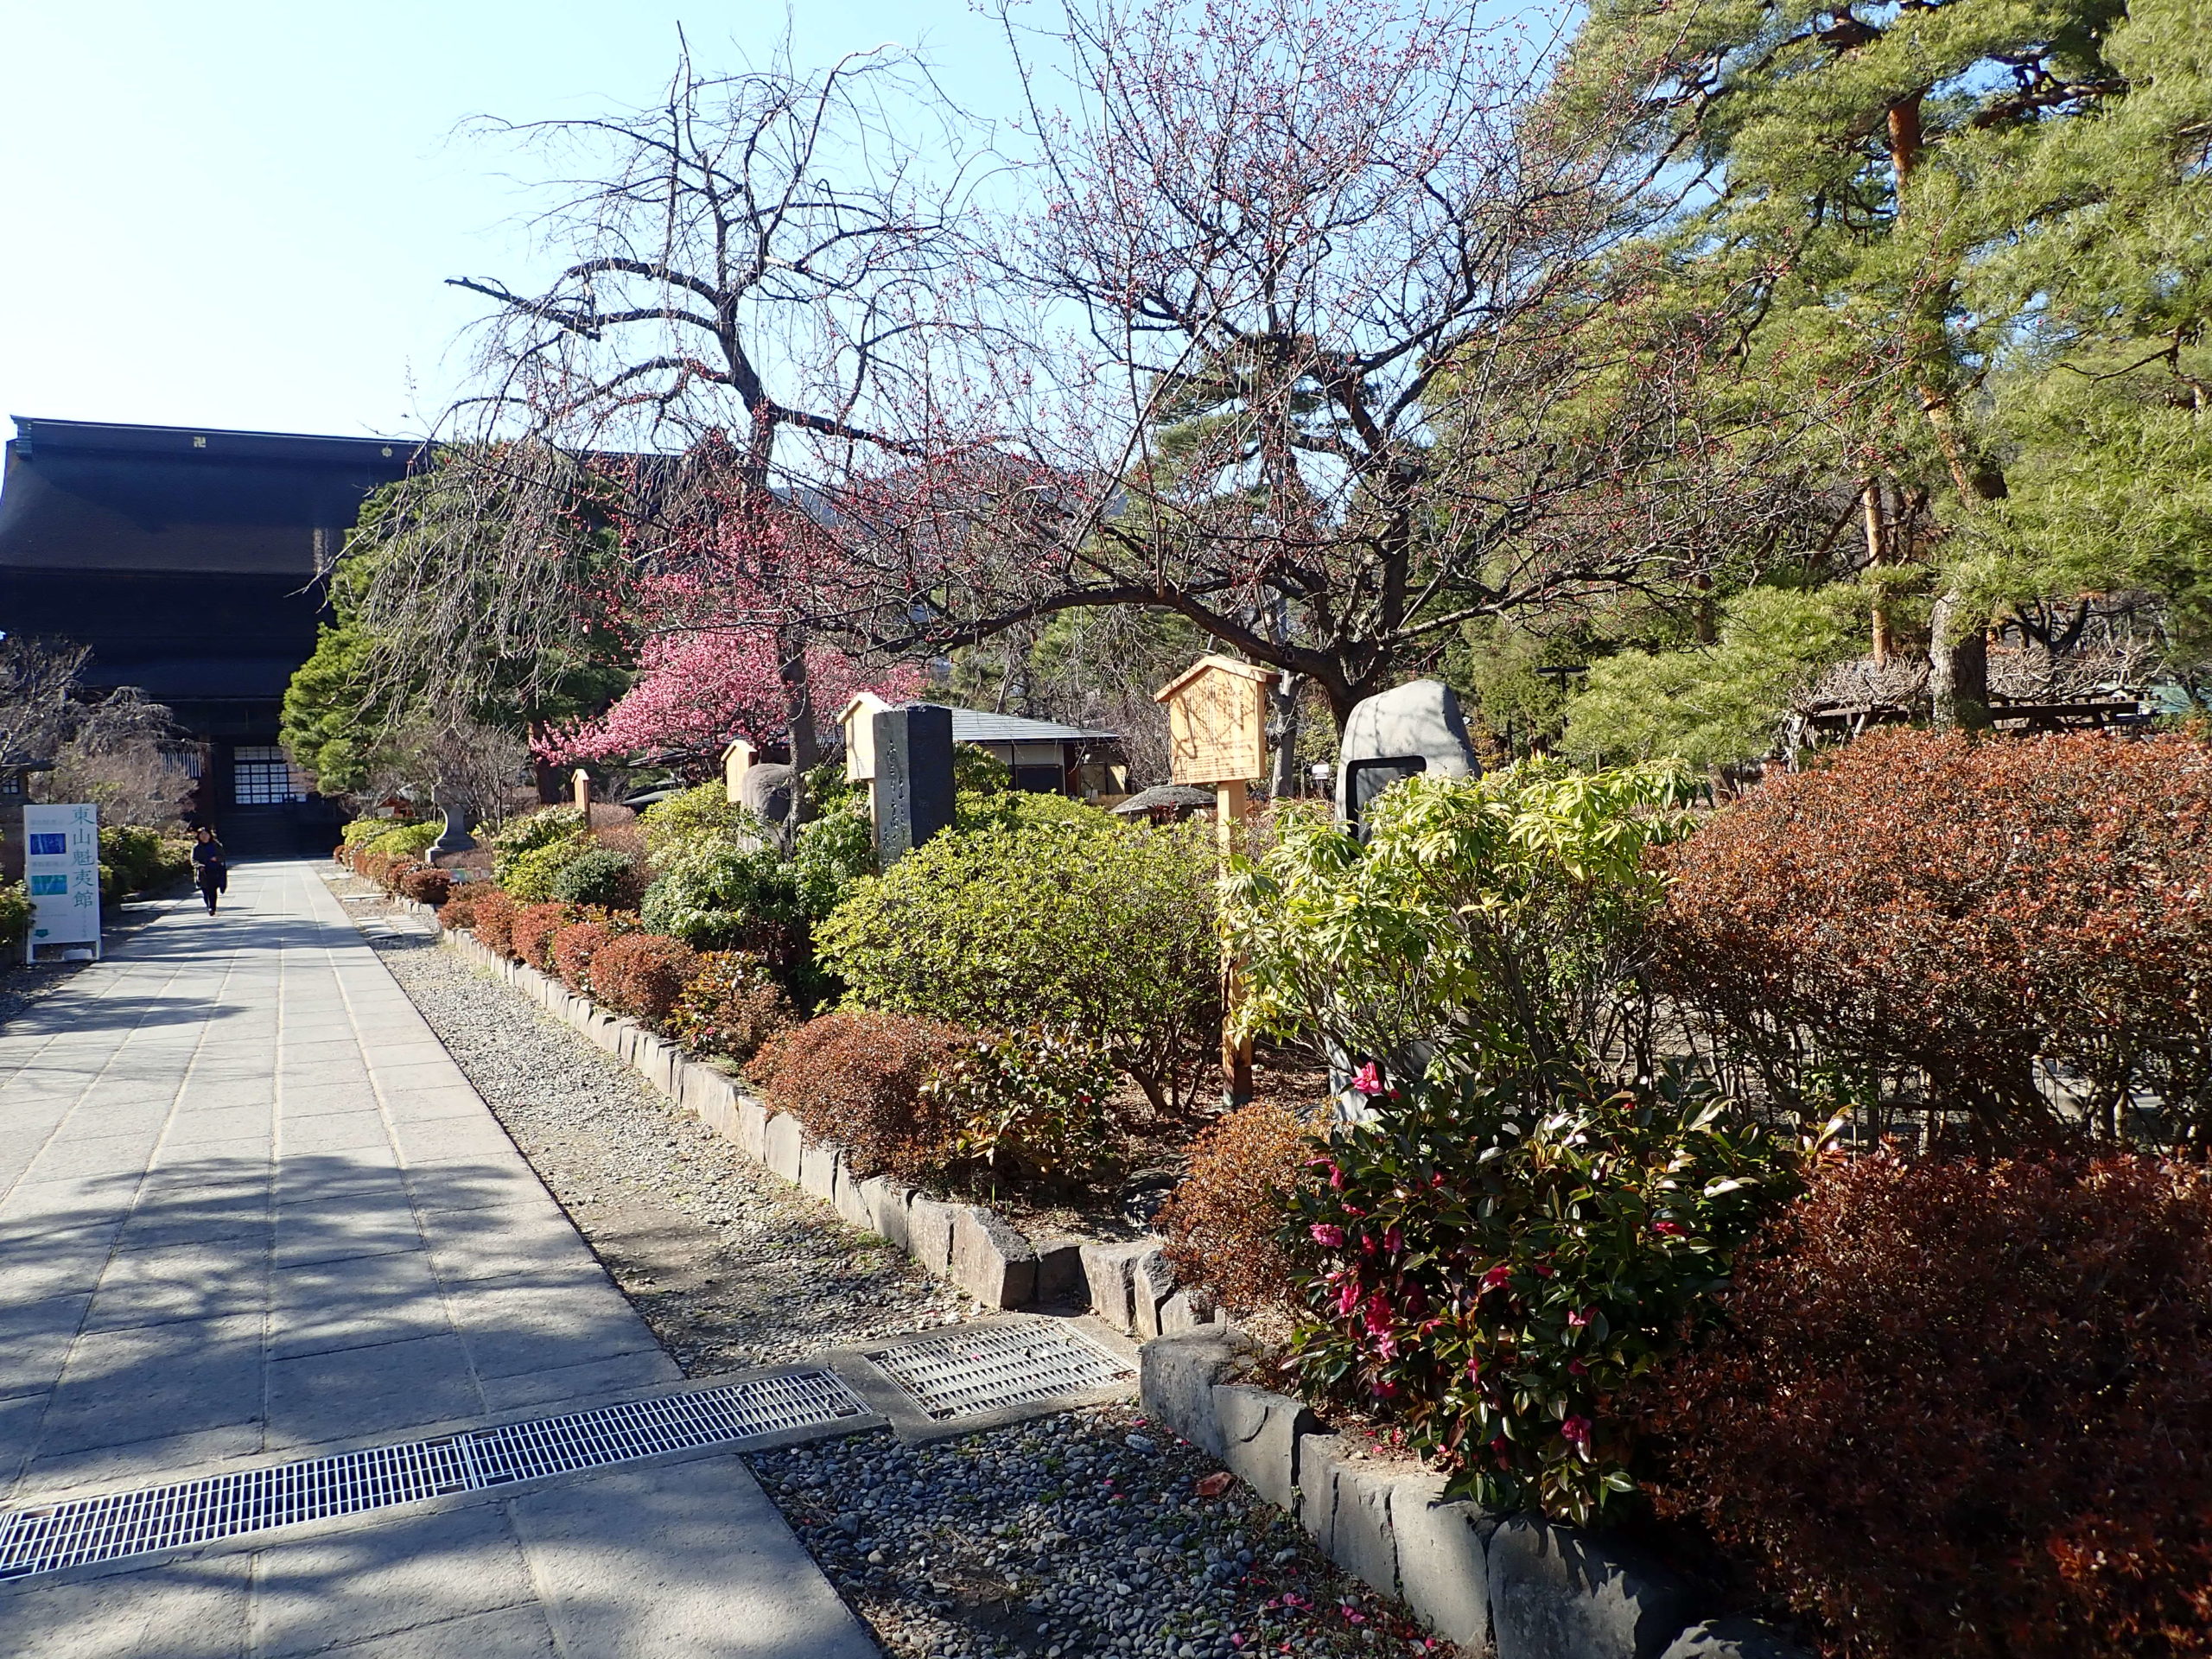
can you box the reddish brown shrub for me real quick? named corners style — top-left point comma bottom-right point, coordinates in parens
top-left (471, 887), bottom-right (519, 958)
top-left (667, 950), bottom-right (794, 1063)
top-left (435, 893), bottom-right (478, 931)
top-left (748, 1010), bottom-right (967, 1180)
top-left (1655, 729), bottom-right (2212, 1145)
top-left (354, 849), bottom-right (394, 887)
top-left (397, 866), bottom-right (452, 906)
top-left (588, 932), bottom-right (701, 1026)
top-left (510, 903), bottom-right (573, 972)
top-left (550, 921), bottom-right (612, 993)
top-left (547, 909), bottom-right (639, 995)
top-left (1641, 1152), bottom-right (2212, 1659)
top-left (1154, 1100), bottom-right (1319, 1317)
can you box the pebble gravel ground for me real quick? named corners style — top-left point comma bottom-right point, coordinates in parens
top-left (752, 1406), bottom-right (1460, 1659)
top-left (334, 881), bottom-right (971, 1370)
top-left (335, 880), bottom-right (1459, 1659)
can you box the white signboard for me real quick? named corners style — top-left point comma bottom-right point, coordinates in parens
top-left (24, 803), bottom-right (99, 960)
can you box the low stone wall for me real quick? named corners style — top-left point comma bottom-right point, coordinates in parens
top-left (1139, 1330), bottom-right (1814, 1659)
top-left (432, 922), bottom-right (1228, 1333)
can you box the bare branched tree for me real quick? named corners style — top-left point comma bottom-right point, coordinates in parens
top-left (825, 0), bottom-right (1860, 728)
top-left (423, 39), bottom-right (984, 788)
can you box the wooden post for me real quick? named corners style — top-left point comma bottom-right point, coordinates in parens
top-left (1155, 657), bottom-right (1274, 1111)
top-left (571, 768), bottom-right (592, 830)
top-left (1216, 778), bottom-right (1255, 1105)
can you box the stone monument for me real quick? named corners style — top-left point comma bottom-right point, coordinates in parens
top-left (870, 703), bottom-right (955, 871)
top-left (1333, 679), bottom-right (1480, 834)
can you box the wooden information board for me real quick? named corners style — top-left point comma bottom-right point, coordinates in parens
top-left (1154, 656), bottom-right (1273, 785)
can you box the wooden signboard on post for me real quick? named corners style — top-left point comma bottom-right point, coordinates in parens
top-left (1154, 655), bottom-right (1277, 1105)
top-left (1157, 656), bottom-right (1272, 790)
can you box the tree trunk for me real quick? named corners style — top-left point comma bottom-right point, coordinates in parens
top-left (1929, 588), bottom-right (1990, 730)
top-left (779, 626), bottom-right (819, 838)
top-left (1268, 670), bottom-right (1302, 798)
top-left (1863, 478), bottom-right (1895, 664)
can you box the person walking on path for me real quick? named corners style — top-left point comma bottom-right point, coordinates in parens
top-left (191, 826), bottom-right (228, 914)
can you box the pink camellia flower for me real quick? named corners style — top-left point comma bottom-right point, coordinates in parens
top-left (1337, 1279), bottom-right (1363, 1317)
top-left (1328, 1164), bottom-right (1346, 1191)
top-left (1567, 1359), bottom-right (1587, 1376)
top-left (1465, 1354), bottom-right (1482, 1381)
top-left (1561, 1416), bottom-right (1594, 1452)
top-left (1370, 1378), bottom-right (1399, 1399)
top-left (1533, 1262), bottom-right (1554, 1278)
top-left (1373, 1330), bottom-right (1398, 1360)
top-left (1479, 1264), bottom-right (1513, 1294)
top-left (1351, 1061), bottom-right (1386, 1096)
top-left (1383, 1225), bottom-right (1404, 1254)
top-left (1310, 1223), bottom-right (1346, 1249)
top-left (1566, 1307), bottom-right (1593, 1328)
top-left (1362, 1291), bottom-right (1394, 1336)
top-left (1652, 1219), bottom-right (1686, 1236)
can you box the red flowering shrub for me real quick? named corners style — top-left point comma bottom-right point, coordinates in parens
top-left (1642, 1153), bottom-right (2212, 1659)
top-left (587, 932), bottom-right (701, 1026)
top-left (1287, 1065), bottom-right (1806, 1524)
top-left (435, 893), bottom-right (478, 931)
top-left (751, 1010), bottom-right (969, 1180)
top-left (397, 866), bottom-right (451, 907)
top-left (470, 887), bottom-right (519, 958)
top-left (1156, 1101), bottom-right (1319, 1317)
top-left (1655, 728), bottom-right (2212, 1145)
top-left (667, 950), bottom-right (795, 1063)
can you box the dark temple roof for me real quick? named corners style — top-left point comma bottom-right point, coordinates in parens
top-left (0, 416), bottom-right (424, 577)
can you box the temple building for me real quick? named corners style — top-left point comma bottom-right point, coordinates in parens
top-left (0, 416), bottom-right (419, 853)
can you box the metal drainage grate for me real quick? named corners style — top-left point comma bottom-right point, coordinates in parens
top-left (867, 1321), bottom-right (1134, 1421)
top-left (0, 1368), bottom-right (867, 1581)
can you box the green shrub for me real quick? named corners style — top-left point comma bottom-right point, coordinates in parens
top-left (0, 880), bottom-right (32, 949)
top-left (482, 806), bottom-right (586, 881)
top-left (817, 812), bottom-right (1221, 1112)
top-left (789, 798), bottom-right (876, 917)
top-left (99, 825), bottom-right (168, 894)
top-left (366, 820), bottom-right (441, 859)
top-left (546, 846), bottom-right (639, 909)
top-left (502, 836), bottom-right (599, 903)
top-left (1287, 1065), bottom-right (1808, 1525)
top-left (1226, 760), bottom-right (1693, 1089)
top-left (341, 816), bottom-right (400, 847)
top-left (641, 840), bottom-right (807, 952)
top-left (641, 783), bottom-right (760, 861)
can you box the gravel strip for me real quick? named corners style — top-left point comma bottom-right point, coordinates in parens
top-left (329, 879), bottom-right (971, 1370)
top-left (752, 1404), bottom-right (1459, 1659)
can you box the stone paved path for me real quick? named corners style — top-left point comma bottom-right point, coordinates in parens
top-left (0, 860), bottom-right (879, 1658)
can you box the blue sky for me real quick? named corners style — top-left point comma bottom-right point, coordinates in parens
top-left (0, 2), bottom-right (1021, 442)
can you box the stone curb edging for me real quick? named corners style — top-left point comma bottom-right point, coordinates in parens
top-left (1139, 1330), bottom-right (1815, 1659)
top-left (409, 903), bottom-right (1223, 1332)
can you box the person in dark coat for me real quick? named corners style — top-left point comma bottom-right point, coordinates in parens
top-left (192, 827), bottom-right (228, 915)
